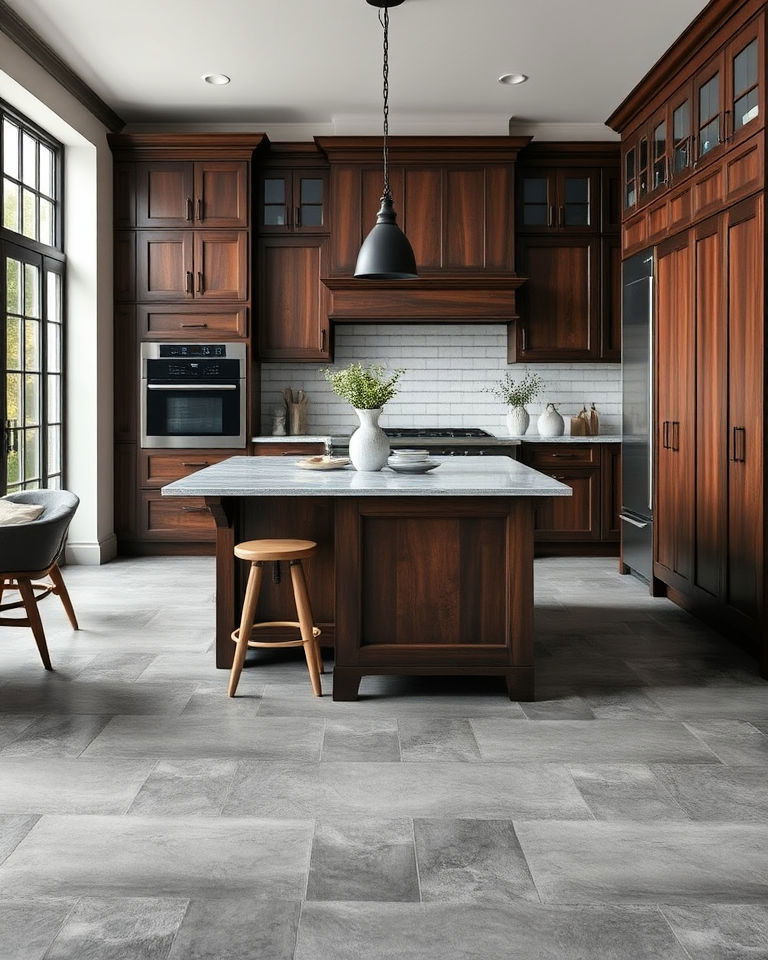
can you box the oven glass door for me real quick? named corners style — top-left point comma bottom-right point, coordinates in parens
top-left (146, 383), bottom-right (241, 440)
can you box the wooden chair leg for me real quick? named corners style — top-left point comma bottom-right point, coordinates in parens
top-left (17, 577), bottom-right (52, 671)
top-left (314, 637), bottom-right (324, 676)
top-left (49, 564), bottom-right (79, 630)
top-left (228, 562), bottom-right (263, 698)
top-left (290, 560), bottom-right (322, 697)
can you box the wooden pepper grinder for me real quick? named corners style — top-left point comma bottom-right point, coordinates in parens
top-left (284, 387), bottom-right (309, 436)
top-left (588, 403), bottom-right (600, 436)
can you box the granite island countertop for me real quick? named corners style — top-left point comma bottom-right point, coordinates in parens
top-left (162, 456), bottom-right (572, 498)
top-left (251, 433), bottom-right (621, 446)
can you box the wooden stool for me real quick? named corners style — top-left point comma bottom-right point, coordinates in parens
top-left (228, 539), bottom-right (323, 698)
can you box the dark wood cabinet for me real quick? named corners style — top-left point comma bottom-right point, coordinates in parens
top-left (137, 303), bottom-right (248, 339)
top-left (194, 231), bottom-right (248, 300)
top-left (601, 237), bottom-right (622, 360)
top-left (137, 160), bottom-right (248, 228)
top-left (534, 467), bottom-right (601, 541)
top-left (135, 230), bottom-right (247, 301)
top-left (518, 168), bottom-right (600, 233)
top-left (195, 161), bottom-right (249, 227)
top-left (257, 236), bottom-right (330, 361)
top-left (602, 445), bottom-right (622, 542)
top-left (258, 168), bottom-right (329, 233)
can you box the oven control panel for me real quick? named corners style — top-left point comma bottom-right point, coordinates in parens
top-left (159, 344), bottom-right (227, 358)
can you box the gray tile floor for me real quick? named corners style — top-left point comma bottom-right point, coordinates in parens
top-left (0, 556), bottom-right (767, 958)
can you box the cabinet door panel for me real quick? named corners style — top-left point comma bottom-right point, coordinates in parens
top-left (294, 171), bottom-right (329, 233)
top-left (518, 169), bottom-right (556, 231)
top-left (727, 19), bottom-right (764, 148)
top-left (601, 445), bottom-right (621, 541)
top-left (136, 162), bottom-right (193, 228)
top-left (195, 161), bottom-right (248, 227)
top-left (114, 231), bottom-right (135, 302)
top-left (136, 231), bottom-right (193, 301)
top-left (259, 170), bottom-right (292, 232)
top-left (727, 199), bottom-right (763, 619)
top-left (533, 468), bottom-right (601, 541)
top-left (694, 220), bottom-right (727, 598)
top-left (558, 169), bottom-right (600, 232)
top-left (258, 237), bottom-right (330, 361)
top-left (138, 304), bottom-right (247, 339)
top-left (403, 168), bottom-right (442, 270)
top-left (194, 231), bottom-right (247, 300)
top-left (444, 168), bottom-right (486, 269)
top-left (601, 237), bottom-right (621, 360)
top-left (516, 237), bottom-right (599, 360)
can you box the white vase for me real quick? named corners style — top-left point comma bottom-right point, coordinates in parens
top-left (506, 406), bottom-right (530, 436)
top-left (538, 402), bottom-right (565, 437)
top-left (349, 407), bottom-right (390, 471)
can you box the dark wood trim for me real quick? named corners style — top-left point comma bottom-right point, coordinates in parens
top-left (315, 135), bottom-right (532, 163)
top-left (519, 142), bottom-right (621, 166)
top-left (321, 275), bottom-right (527, 291)
top-left (0, 0), bottom-right (125, 132)
top-left (108, 133), bottom-right (268, 161)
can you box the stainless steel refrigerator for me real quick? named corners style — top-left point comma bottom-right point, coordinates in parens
top-left (621, 251), bottom-right (654, 582)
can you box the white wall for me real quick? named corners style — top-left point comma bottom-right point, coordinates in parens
top-left (261, 324), bottom-right (621, 437)
top-left (0, 33), bottom-right (115, 563)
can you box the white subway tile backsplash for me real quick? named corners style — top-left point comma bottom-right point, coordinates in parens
top-left (260, 324), bottom-right (621, 435)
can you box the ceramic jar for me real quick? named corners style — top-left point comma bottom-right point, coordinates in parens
top-left (537, 402), bottom-right (565, 437)
top-left (506, 406), bottom-right (530, 436)
top-left (349, 407), bottom-right (390, 471)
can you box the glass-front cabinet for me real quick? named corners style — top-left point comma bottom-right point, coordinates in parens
top-left (519, 169), bottom-right (599, 232)
top-left (670, 84), bottom-right (693, 179)
top-left (695, 55), bottom-right (723, 161)
top-left (258, 169), bottom-right (329, 234)
top-left (728, 22), bottom-right (762, 145)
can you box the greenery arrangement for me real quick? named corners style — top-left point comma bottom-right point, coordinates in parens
top-left (483, 371), bottom-right (543, 407)
top-left (324, 363), bottom-right (405, 410)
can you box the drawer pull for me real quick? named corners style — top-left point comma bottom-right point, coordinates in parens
top-left (181, 461), bottom-right (210, 467)
top-left (551, 453), bottom-right (579, 459)
top-left (182, 506), bottom-right (211, 514)
top-left (181, 322), bottom-right (208, 329)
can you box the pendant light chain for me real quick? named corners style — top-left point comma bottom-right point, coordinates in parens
top-left (379, 7), bottom-right (391, 199)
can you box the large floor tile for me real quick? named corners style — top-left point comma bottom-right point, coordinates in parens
top-left (398, 719), bottom-right (481, 761)
top-left (413, 818), bottom-right (538, 903)
top-left (520, 694), bottom-right (595, 720)
top-left (294, 902), bottom-right (690, 960)
top-left (321, 719), bottom-right (400, 762)
top-left (223, 761), bottom-right (591, 820)
top-left (683, 720), bottom-right (768, 766)
top-left (0, 716), bottom-right (38, 750)
top-left (0, 715), bottom-right (110, 758)
top-left (0, 815), bottom-right (38, 865)
top-left (307, 819), bottom-right (419, 902)
top-left (82, 715), bottom-right (324, 760)
top-left (653, 765), bottom-right (768, 822)
top-left (660, 903), bottom-right (768, 960)
top-left (644, 686), bottom-right (768, 720)
top-left (0, 680), bottom-right (196, 716)
top-left (167, 899), bottom-right (300, 960)
top-left (0, 898), bottom-right (75, 960)
top-left (0, 759), bottom-right (154, 814)
top-left (127, 760), bottom-right (238, 817)
top-left (515, 821), bottom-right (768, 903)
top-left (44, 897), bottom-right (188, 960)
top-left (0, 815), bottom-right (313, 899)
top-left (470, 719), bottom-right (719, 763)
top-left (567, 764), bottom-right (688, 821)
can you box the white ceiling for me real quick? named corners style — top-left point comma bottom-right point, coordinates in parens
top-left (8, 0), bottom-right (709, 130)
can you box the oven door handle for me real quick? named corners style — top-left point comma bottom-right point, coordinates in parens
top-left (147, 384), bottom-right (238, 391)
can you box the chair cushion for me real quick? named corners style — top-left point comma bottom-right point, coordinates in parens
top-left (0, 501), bottom-right (45, 525)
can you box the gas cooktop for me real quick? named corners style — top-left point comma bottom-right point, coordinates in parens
top-left (384, 428), bottom-right (493, 439)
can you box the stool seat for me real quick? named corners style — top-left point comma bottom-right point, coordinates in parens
top-left (234, 538), bottom-right (317, 562)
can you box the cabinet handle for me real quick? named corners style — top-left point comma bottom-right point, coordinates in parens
top-left (295, 206), bottom-right (302, 228)
top-left (197, 198), bottom-right (203, 221)
top-left (181, 322), bottom-right (208, 329)
top-left (672, 421), bottom-right (680, 452)
top-left (662, 421), bottom-right (669, 449)
top-left (551, 453), bottom-right (578, 459)
top-left (181, 461), bottom-right (210, 467)
top-left (521, 327), bottom-right (527, 352)
top-left (182, 506), bottom-right (211, 514)
top-left (732, 426), bottom-right (746, 463)
top-left (548, 205), bottom-right (554, 227)
top-left (724, 109), bottom-right (732, 143)
top-left (197, 272), bottom-right (204, 294)
top-left (185, 197), bottom-right (193, 221)
top-left (185, 271), bottom-right (193, 294)
top-left (558, 205), bottom-right (565, 228)
top-left (320, 328), bottom-right (327, 352)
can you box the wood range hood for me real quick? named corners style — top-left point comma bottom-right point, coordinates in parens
top-left (316, 136), bottom-right (530, 323)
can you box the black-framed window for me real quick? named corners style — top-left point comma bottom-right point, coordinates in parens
top-left (1, 101), bottom-right (65, 494)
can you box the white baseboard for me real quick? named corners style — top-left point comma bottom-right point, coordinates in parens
top-left (65, 534), bottom-right (118, 565)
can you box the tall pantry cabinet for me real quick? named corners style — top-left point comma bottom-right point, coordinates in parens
top-left (608, 0), bottom-right (767, 674)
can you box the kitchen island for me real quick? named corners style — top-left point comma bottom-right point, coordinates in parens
top-left (163, 456), bottom-right (570, 700)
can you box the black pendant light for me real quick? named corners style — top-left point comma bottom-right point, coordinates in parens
top-left (354, 0), bottom-right (418, 279)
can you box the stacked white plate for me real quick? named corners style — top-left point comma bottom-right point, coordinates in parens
top-left (387, 449), bottom-right (440, 474)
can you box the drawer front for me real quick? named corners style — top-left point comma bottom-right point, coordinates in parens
top-left (251, 442), bottom-right (326, 457)
top-left (526, 444), bottom-right (600, 467)
top-left (533, 467), bottom-right (601, 541)
top-left (140, 452), bottom-right (229, 488)
top-left (138, 304), bottom-right (248, 339)
top-left (139, 493), bottom-right (215, 540)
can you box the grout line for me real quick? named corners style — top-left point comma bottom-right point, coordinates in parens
top-left (656, 904), bottom-right (695, 960)
top-left (40, 895), bottom-right (81, 960)
top-left (410, 817), bottom-right (423, 904)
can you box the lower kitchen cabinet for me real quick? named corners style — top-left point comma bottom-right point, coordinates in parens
top-left (522, 443), bottom-right (620, 553)
top-left (138, 492), bottom-right (216, 541)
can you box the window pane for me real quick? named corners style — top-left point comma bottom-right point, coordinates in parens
top-left (24, 263), bottom-right (40, 318)
top-left (47, 322), bottom-right (61, 373)
top-left (6, 373), bottom-right (21, 422)
top-left (263, 206), bottom-right (286, 226)
top-left (24, 428), bottom-right (39, 480)
top-left (2, 119), bottom-right (18, 178)
top-left (47, 373), bottom-right (61, 422)
top-left (564, 178), bottom-right (589, 203)
top-left (733, 40), bottom-right (758, 95)
top-left (46, 270), bottom-right (61, 323)
top-left (7, 316), bottom-right (21, 369)
top-left (3, 178), bottom-right (19, 232)
top-left (300, 178), bottom-right (323, 204)
top-left (6, 257), bottom-right (22, 314)
top-left (22, 188), bottom-right (36, 239)
top-left (47, 425), bottom-right (61, 475)
top-left (21, 133), bottom-right (36, 188)
top-left (24, 319), bottom-right (40, 371)
top-left (564, 204), bottom-right (589, 226)
top-left (47, 474), bottom-right (61, 490)
top-left (674, 142), bottom-right (690, 174)
top-left (522, 178), bottom-right (547, 202)
top-left (39, 144), bottom-right (54, 197)
top-left (699, 117), bottom-right (720, 156)
top-left (39, 197), bottom-right (53, 246)
top-left (699, 74), bottom-right (719, 121)
top-left (24, 373), bottom-right (40, 425)
top-left (734, 88), bottom-right (759, 129)
top-left (673, 101), bottom-right (690, 140)
top-left (654, 122), bottom-right (666, 159)
top-left (263, 179), bottom-right (285, 204)
top-left (300, 205), bottom-right (323, 227)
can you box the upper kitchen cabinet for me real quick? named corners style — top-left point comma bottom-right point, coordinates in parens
top-left (518, 167), bottom-right (601, 233)
top-left (135, 160), bottom-right (249, 228)
top-left (727, 19), bottom-right (764, 145)
top-left (257, 143), bottom-right (330, 234)
top-left (135, 230), bottom-right (248, 301)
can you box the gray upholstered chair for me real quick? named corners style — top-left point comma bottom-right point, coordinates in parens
top-left (0, 490), bottom-right (80, 669)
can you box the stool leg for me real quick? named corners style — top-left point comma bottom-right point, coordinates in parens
top-left (228, 562), bottom-right (263, 698)
top-left (290, 560), bottom-right (322, 697)
top-left (50, 565), bottom-right (79, 630)
top-left (18, 577), bottom-right (52, 671)
top-left (315, 638), bottom-right (324, 676)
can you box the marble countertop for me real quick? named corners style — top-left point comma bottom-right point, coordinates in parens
top-left (163, 456), bottom-right (573, 498)
top-left (251, 433), bottom-right (620, 445)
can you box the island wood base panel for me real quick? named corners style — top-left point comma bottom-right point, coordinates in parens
top-left (206, 495), bottom-right (536, 701)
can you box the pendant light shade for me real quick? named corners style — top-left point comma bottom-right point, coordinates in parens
top-left (355, 0), bottom-right (417, 279)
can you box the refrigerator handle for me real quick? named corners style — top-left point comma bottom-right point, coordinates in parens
top-left (647, 275), bottom-right (654, 511)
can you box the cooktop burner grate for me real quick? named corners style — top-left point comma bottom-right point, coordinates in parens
top-left (384, 428), bottom-right (493, 439)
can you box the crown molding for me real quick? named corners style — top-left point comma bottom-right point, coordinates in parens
top-left (0, 0), bottom-right (124, 131)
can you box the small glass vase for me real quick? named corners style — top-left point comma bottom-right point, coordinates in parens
top-left (349, 407), bottom-right (390, 471)
top-left (506, 406), bottom-right (530, 436)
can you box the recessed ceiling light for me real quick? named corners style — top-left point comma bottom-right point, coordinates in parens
top-left (202, 74), bottom-right (231, 86)
top-left (498, 73), bottom-right (528, 85)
